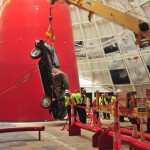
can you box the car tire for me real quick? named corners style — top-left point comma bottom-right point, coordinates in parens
top-left (40, 95), bottom-right (51, 108)
top-left (30, 48), bottom-right (42, 59)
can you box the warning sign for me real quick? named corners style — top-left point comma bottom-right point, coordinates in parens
top-left (137, 99), bottom-right (147, 122)
top-left (138, 108), bottom-right (147, 112)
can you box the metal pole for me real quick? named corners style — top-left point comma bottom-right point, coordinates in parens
top-left (113, 100), bottom-right (122, 150)
top-left (71, 104), bottom-right (74, 125)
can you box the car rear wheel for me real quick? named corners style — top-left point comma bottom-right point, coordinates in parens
top-left (40, 95), bottom-right (51, 108)
top-left (30, 48), bottom-right (42, 59)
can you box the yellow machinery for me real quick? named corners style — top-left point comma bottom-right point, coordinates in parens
top-left (65, 0), bottom-right (150, 46)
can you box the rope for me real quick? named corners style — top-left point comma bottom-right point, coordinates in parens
top-left (61, 115), bottom-right (69, 131)
top-left (119, 102), bottom-right (138, 119)
top-left (0, 65), bottom-right (38, 96)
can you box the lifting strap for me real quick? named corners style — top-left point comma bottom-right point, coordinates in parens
top-left (46, 5), bottom-right (55, 46)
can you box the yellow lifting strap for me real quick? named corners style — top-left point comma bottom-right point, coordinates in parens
top-left (45, 5), bottom-right (55, 46)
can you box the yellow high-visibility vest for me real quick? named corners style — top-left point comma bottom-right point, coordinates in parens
top-left (72, 93), bottom-right (81, 104)
top-left (80, 94), bottom-right (86, 104)
top-left (99, 97), bottom-right (109, 105)
top-left (111, 96), bottom-right (116, 102)
top-left (65, 96), bottom-right (72, 107)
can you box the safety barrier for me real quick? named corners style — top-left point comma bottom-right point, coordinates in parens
top-left (120, 127), bottom-right (150, 141)
top-left (69, 123), bottom-right (150, 150)
top-left (0, 126), bottom-right (45, 140)
top-left (69, 103), bottom-right (115, 149)
top-left (106, 130), bottom-right (150, 150)
top-left (69, 122), bottom-right (101, 147)
top-left (68, 101), bottom-right (150, 150)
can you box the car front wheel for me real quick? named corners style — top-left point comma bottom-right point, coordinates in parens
top-left (30, 48), bottom-right (42, 59)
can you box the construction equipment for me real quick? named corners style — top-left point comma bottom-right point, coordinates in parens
top-left (65, 0), bottom-right (150, 46)
top-left (48, 0), bottom-right (150, 46)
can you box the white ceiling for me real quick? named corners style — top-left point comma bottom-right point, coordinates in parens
top-left (70, 0), bottom-right (150, 92)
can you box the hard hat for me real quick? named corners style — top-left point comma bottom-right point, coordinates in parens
top-left (75, 89), bottom-right (79, 93)
top-left (113, 91), bottom-right (117, 95)
top-left (82, 88), bottom-right (86, 92)
top-left (116, 89), bottom-right (121, 93)
top-left (65, 89), bottom-right (70, 94)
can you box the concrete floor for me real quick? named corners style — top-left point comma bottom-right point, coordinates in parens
top-left (0, 118), bottom-right (138, 150)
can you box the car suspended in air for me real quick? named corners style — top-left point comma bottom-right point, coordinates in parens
top-left (30, 39), bottom-right (69, 119)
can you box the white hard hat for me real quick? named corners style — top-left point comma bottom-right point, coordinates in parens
top-left (116, 89), bottom-right (121, 93)
top-left (65, 89), bottom-right (70, 94)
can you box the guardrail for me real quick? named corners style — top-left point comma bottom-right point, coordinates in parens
top-left (68, 102), bottom-right (150, 150)
top-left (0, 126), bottom-right (45, 140)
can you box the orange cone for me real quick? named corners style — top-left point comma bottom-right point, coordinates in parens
top-left (130, 124), bottom-right (138, 150)
top-left (91, 114), bottom-right (96, 126)
top-left (132, 124), bottom-right (138, 139)
top-left (97, 117), bottom-right (101, 128)
top-left (140, 124), bottom-right (145, 142)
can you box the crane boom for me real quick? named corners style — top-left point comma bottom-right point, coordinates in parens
top-left (47, 0), bottom-right (150, 44)
top-left (65, 0), bottom-right (150, 39)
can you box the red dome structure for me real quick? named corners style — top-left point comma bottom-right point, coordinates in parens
top-left (0, 0), bottom-right (79, 121)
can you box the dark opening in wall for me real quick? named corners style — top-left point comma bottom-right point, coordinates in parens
top-left (110, 69), bottom-right (130, 84)
top-left (75, 41), bottom-right (83, 46)
top-left (104, 43), bottom-right (119, 54)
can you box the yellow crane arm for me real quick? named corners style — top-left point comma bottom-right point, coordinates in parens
top-left (65, 0), bottom-right (150, 39)
top-left (47, 0), bottom-right (150, 44)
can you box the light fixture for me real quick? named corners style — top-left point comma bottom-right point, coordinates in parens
top-left (135, 69), bottom-right (143, 80)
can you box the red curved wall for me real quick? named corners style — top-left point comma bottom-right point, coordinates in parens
top-left (0, 0), bottom-right (79, 121)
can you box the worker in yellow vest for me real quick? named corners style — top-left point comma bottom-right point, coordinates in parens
top-left (53, 89), bottom-right (74, 125)
top-left (111, 95), bottom-right (116, 103)
top-left (79, 89), bottom-right (87, 124)
top-left (99, 93), bottom-right (110, 119)
top-left (72, 89), bottom-right (81, 105)
top-left (71, 89), bottom-right (81, 121)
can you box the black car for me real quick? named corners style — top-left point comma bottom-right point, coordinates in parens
top-left (30, 40), bottom-right (69, 119)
